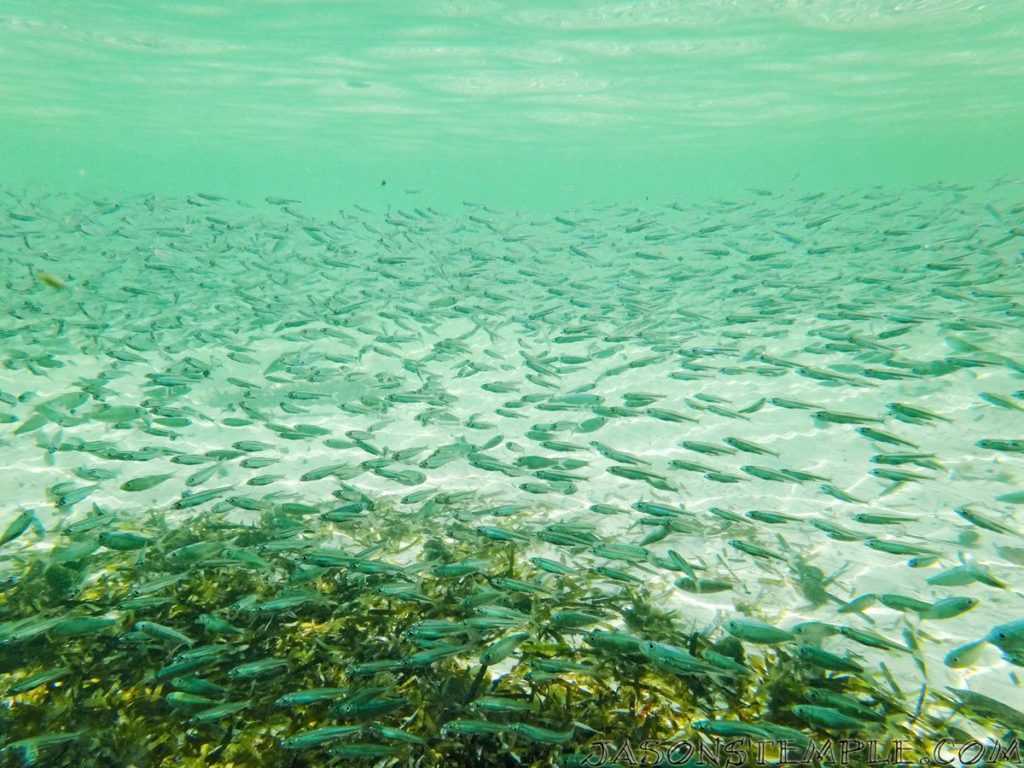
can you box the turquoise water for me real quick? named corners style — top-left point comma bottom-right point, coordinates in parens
top-left (2, 1), bottom-right (1023, 209)
top-left (2, 3), bottom-right (1024, 767)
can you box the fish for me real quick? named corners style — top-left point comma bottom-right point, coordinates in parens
top-left (724, 618), bottom-right (794, 644)
top-left (0, 508), bottom-right (41, 547)
top-left (0, 184), bottom-right (1021, 765)
top-left (120, 473), bottom-right (175, 492)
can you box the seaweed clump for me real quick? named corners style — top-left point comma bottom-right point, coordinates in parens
top-left (0, 495), bottom-right (1008, 767)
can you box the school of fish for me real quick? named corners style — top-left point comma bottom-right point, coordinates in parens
top-left (1, 182), bottom-right (1023, 766)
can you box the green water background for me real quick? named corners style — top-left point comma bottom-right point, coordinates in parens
top-left (1, 1), bottom-right (1022, 211)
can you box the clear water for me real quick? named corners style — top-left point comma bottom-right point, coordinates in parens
top-left (1, 3), bottom-right (1023, 767)
top-left (2, 1), bottom-right (1023, 209)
